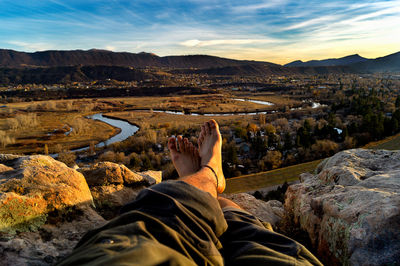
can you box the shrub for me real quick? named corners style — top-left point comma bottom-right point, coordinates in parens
top-left (57, 151), bottom-right (77, 167)
top-left (259, 150), bottom-right (282, 170)
top-left (70, 118), bottom-right (87, 135)
top-left (342, 136), bottom-right (356, 149)
top-left (311, 139), bottom-right (339, 158)
top-left (6, 113), bottom-right (39, 130)
top-left (0, 130), bottom-right (15, 148)
top-left (258, 113), bottom-right (266, 125)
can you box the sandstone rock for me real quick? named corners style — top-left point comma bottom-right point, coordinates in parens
top-left (78, 162), bottom-right (162, 187)
top-left (0, 154), bottom-right (106, 265)
top-left (225, 193), bottom-right (284, 228)
top-left (0, 207), bottom-right (106, 266)
top-left (284, 149), bottom-right (400, 265)
top-left (0, 164), bottom-right (13, 174)
top-left (0, 154), bottom-right (164, 265)
top-left (0, 155), bottom-right (94, 234)
top-left (140, 170), bottom-right (162, 185)
top-left (90, 184), bottom-right (144, 219)
top-left (78, 162), bottom-right (162, 219)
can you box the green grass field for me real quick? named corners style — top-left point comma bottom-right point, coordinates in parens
top-left (225, 133), bottom-right (400, 194)
top-left (225, 160), bottom-right (323, 194)
top-left (366, 133), bottom-right (400, 150)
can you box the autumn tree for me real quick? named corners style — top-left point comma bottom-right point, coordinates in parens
top-left (259, 150), bottom-right (282, 170)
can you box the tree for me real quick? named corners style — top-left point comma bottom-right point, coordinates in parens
top-left (259, 150), bottom-right (282, 170)
top-left (247, 123), bottom-right (259, 138)
top-left (234, 126), bottom-right (247, 140)
top-left (311, 140), bottom-right (339, 158)
top-left (396, 96), bottom-right (400, 108)
top-left (89, 141), bottom-right (96, 155)
top-left (57, 151), bottom-right (77, 167)
top-left (223, 141), bottom-right (238, 164)
top-left (283, 132), bottom-right (293, 151)
top-left (258, 113), bottom-right (266, 125)
top-left (263, 124), bottom-right (276, 135)
top-left (297, 120), bottom-right (313, 148)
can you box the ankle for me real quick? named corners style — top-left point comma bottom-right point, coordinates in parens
top-left (202, 165), bottom-right (218, 189)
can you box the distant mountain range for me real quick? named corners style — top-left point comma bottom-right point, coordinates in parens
top-left (175, 51), bottom-right (400, 75)
top-left (0, 49), bottom-right (399, 84)
top-left (284, 54), bottom-right (368, 67)
top-left (0, 49), bottom-right (277, 69)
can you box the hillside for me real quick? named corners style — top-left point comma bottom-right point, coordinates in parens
top-left (0, 49), bottom-right (277, 69)
top-left (284, 51), bottom-right (400, 73)
top-left (0, 65), bottom-right (156, 84)
top-left (284, 54), bottom-right (368, 67)
top-left (174, 51), bottom-right (400, 76)
top-left (350, 51), bottom-right (400, 72)
top-left (172, 63), bottom-right (352, 76)
top-left (0, 49), bottom-right (398, 84)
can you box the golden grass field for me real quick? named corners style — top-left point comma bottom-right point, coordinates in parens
top-left (4, 94), bottom-right (399, 194)
top-left (0, 109), bottom-right (117, 154)
top-left (2, 94), bottom-right (296, 154)
top-left (224, 133), bottom-right (400, 194)
top-left (363, 133), bottom-right (400, 150)
top-left (107, 93), bottom-right (299, 113)
top-left (224, 160), bottom-right (323, 194)
top-left (107, 110), bottom-right (259, 129)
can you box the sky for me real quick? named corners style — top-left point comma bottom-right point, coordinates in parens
top-left (0, 0), bottom-right (399, 64)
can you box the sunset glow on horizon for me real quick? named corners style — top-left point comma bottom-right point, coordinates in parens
top-left (1, 0), bottom-right (399, 64)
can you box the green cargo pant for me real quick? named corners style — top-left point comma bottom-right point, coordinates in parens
top-left (57, 181), bottom-right (322, 265)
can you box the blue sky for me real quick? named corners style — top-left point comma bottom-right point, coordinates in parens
top-left (0, 0), bottom-right (399, 64)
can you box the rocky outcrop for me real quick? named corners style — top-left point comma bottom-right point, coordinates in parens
top-left (284, 149), bottom-right (400, 265)
top-left (78, 161), bottom-right (160, 186)
top-left (0, 155), bottom-right (162, 265)
top-left (78, 162), bottom-right (162, 219)
top-left (1, 150), bottom-right (399, 265)
top-left (0, 207), bottom-right (106, 265)
top-left (0, 154), bottom-right (94, 234)
top-left (225, 193), bottom-right (284, 229)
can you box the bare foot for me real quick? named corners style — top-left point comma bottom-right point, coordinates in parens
top-left (197, 120), bottom-right (226, 193)
top-left (168, 136), bottom-right (201, 177)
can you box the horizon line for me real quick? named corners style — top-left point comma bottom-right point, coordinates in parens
top-left (1, 47), bottom-right (399, 66)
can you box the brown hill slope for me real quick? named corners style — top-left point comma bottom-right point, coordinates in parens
top-left (0, 49), bottom-right (278, 69)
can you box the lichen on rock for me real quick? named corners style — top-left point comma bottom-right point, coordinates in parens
top-left (0, 155), bottom-right (94, 234)
top-left (78, 161), bottom-right (162, 219)
top-left (283, 149), bottom-right (400, 265)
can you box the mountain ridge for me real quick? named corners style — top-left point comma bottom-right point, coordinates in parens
top-left (0, 49), bottom-right (278, 69)
top-left (284, 54), bottom-right (368, 67)
top-left (0, 49), bottom-right (399, 84)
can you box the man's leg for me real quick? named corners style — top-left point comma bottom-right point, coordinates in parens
top-left (218, 196), bottom-right (323, 265)
top-left (57, 121), bottom-right (228, 265)
top-left (168, 119), bottom-right (225, 198)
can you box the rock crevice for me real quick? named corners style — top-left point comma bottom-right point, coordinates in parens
top-left (284, 149), bottom-right (400, 265)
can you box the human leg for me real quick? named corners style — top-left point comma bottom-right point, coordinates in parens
top-left (57, 121), bottom-right (229, 265)
top-left (57, 181), bottom-right (228, 265)
top-left (168, 135), bottom-right (200, 178)
top-left (197, 119), bottom-right (225, 194)
top-left (217, 197), bottom-right (322, 265)
top-left (168, 120), bottom-right (226, 198)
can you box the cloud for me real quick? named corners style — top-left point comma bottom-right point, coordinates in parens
top-left (180, 38), bottom-right (279, 47)
top-left (105, 46), bottom-right (116, 51)
top-left (231, 0), bottom-right (287, 13)
top-left (1, 0), bottom-right (399, 64)
top-left (285, 15), bottom-right (343, 30)
top-left (7, 41), bottom-right (54, 51)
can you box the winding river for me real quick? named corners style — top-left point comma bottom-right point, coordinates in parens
top-left (70, 99), bottom-right (325, 152)
top-left (72, 113), bottom-right (139, 152)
